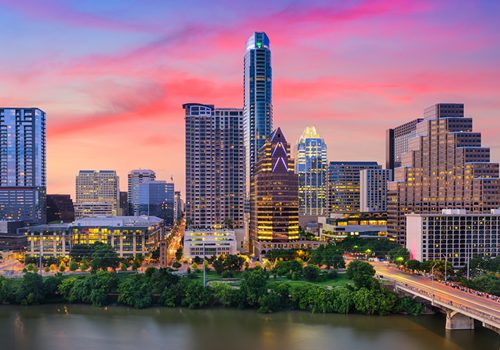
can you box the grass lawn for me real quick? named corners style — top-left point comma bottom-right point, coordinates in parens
top-left (270, 273), bottom-right (352, 288)
top-left (189, 270), bottom-right (352, 288)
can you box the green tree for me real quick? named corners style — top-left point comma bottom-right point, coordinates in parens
top-left (303, 265), bottom-right (320, 282)
top-left (79, 260), bottom-right (89, 271)
top-left (388, 247), bottom-right (410, 264)
top-left (405, 260), bottom-right (421, 271)
top-left (69, 244), bottom-right (95, 262)
top-left (0, 276), bottom-right (14, 303)
top-left (240, 269), bottom-right (268, 307)
top-left (181, 280), bottom-right (213, 308)
top-left (117, 274), bottom-right (153, 308)
top-left (16, 272), bottom-right (45, 305)
top-left (58, 277), bottom-right (77, 301)
top-left (353, 288), bottom-right (378, 315)
top-left (346, 260), bottom-right (376, 289)
top-left (69, 260), bottom-right (78, 271)
top-left (274, 260), bottom-right (303, 277)
top-left (223, 255), bottom-right (244, 272)
top-left (90, 244), bottom-right (120, 272)
top-left (332, 286), bottom-right (352, 314)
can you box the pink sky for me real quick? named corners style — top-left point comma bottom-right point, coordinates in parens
top-left (0, 0), bottom-right (499, 197)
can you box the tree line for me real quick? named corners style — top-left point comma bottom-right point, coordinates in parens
top-left (0, 260), bottom-right (423, 316)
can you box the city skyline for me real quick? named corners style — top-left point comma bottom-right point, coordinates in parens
top-left (1, 1), bottom-right (500, 197)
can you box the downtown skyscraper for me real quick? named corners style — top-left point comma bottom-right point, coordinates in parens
top-left (250, 128), bottom-right (299, 256)
top-left (244, 32), bottom-right (273, 193)
top-left (128, 169), bottom-right (156, 216)
top-left (184, 103), bottom-right (245, 229)
top-left (388, 103), bottom-right (500, 245)
top-left (328, 161), bottom-right (381, 214)
top-left (0, 108), bottom-right (46, 223)
top-left (295, 126), bottom-right (328, 216)
top-left (75, 170), bottom-right (120, 218)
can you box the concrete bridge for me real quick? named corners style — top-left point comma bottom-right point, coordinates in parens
top-left (395, 283), bottom-right (500, 333)
top-left (372, 261), bottom-right (500, 333)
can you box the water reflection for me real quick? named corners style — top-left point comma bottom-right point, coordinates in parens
top-left (0, 305), bottom-right (497, 350)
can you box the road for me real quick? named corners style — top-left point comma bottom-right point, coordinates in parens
top-left (166, 218), bottom-right (185, 265)
top-left (372, 261), bottom-right (500, 321)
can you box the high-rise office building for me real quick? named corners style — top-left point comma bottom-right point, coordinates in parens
top-left (360, 169), bottom-right (392, 213)
top-left (0, 108), bottom-right (46, 223)
top-left (295, 126), bottom-right (328, 216)
top-left (46, 194), bottom-right (75, 223)
top-left (244, 32), bottom-right (273, 196)
top-left (184, 103), bottom-right (245, 229)
top-left (386, 104), bottom-right (465, 172)
top-left (138, 181), bottom-right (175, 226)
top-left (328, 161), bottom-right (381, 214)
top-left (386, 118), bottom-right (423, 171)
top-left (128, 169), bottom-right (156, 216)
top-left (75, 170), bottom-right (119, 218)
top-left (137, 180), bottom-right (167, 218)
top-left (423, 103), bottom-right (464, 119)
top-left (250, 128), bottom-right (299, 256)
top-left (388, 103), bottom-right (500, 245)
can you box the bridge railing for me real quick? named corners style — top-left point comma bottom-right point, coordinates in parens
top-left (395, 283), bottom-right (500, 326)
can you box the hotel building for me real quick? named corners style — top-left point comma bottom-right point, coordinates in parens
top-left (406, 209), bottom-right (500, 268)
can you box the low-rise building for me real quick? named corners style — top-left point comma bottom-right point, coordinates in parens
top-left (406, 209), bottom-right (500, 268)
top-left (183, 229), bottom-right (237, 260)
top-left (21, 216), bottom-right (165, 258)
top-left (319, 214), bottom-right (389, 241)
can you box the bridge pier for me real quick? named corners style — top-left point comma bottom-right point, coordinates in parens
top-left (445, 311), bottom-right (475, 330)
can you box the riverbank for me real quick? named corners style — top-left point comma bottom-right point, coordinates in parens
top-left (0, 305), bottom-right (498, 350)
top-left (0, 267), bottom-right (425, 316)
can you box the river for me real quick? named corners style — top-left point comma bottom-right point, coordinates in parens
top-left (0, 305), bottom-right (498, 350)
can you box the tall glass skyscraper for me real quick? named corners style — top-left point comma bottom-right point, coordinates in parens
top-left (0, 108), bottom-right (46, 223)
top-left (295, 126), bottom-right (328, 216)
top-left (128, 169), bottom-right (156, 216)
top-left (244, 32), bottom-right (273, 189)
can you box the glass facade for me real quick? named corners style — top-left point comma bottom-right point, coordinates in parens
top-left (0, 108), bottom-right (46, 223)
top-left (250, 128), bottom-right (299, 255)
top-left (295, 126), bottom-right (327, 216)
top-left (244, 32), bottom-right (272, 197)
top-left (137, 180), bottom-right (175, 226)
top-left (388, 103), bottom-right (500, 245)
top-left (328, 161), bottom-right (381, 214)
top-left (128, 169), bottom-right (156, 216)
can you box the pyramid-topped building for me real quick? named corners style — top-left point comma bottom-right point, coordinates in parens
top-left (250, 128), bottom-right (300, 256)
